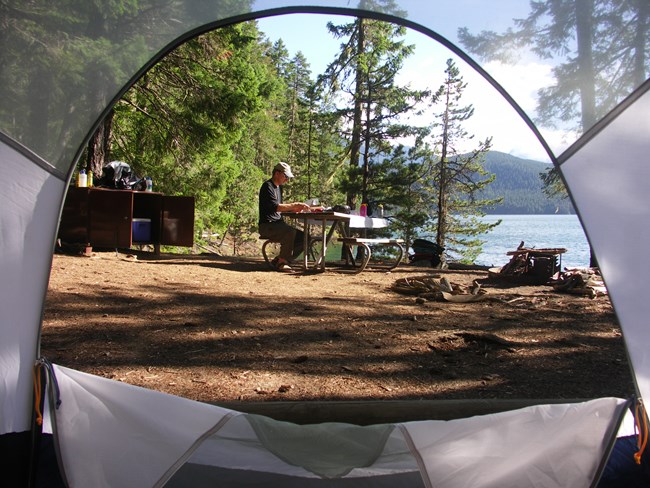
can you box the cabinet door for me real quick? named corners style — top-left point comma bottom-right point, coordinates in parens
top-left (88, 190), bottom-right (133, 248)
top-left (58, 187), bottom-right (90, 243)
top-left (161, 196), bottom-right (194, 247)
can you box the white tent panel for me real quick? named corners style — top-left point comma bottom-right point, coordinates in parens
top-left (0, 144), bottom-right (65, 434)
top-left (51, 366), bottom-right (626, 487)
top-left (404, 397), bottom-right (626, 488)
top-left (561, 88), bottom-right (650, 404)
top-left (53, 365), bottom-right (236, 488)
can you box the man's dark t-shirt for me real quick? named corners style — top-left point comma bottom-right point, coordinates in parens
top-left (259, 179), bottom-right (283, 225)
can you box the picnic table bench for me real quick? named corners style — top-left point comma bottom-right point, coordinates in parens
top-left (337, 237), bottom-right (405, 274)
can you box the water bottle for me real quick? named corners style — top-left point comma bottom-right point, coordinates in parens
top-left (77, 169), bottom-right (87, 187)
top-left (359, 203), bottom-right (368, 217)
top-left (145, 177), bottom-right (153, 192)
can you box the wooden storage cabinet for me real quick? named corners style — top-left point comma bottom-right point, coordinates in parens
top-left (58, 187), bottom-right (194, 252)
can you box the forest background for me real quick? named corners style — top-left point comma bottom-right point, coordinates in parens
top-left (73, 0), bottom-right (647, 262)
top-left (80, 12), bottom-right (499, 261)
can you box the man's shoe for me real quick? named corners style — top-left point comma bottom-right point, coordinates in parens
top-left (275, 261), bottom-right (294, 273)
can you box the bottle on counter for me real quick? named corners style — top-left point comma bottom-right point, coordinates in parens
top-left (88, 170), bottom-right (93, 187)
top-left (378, 204), bottom-right (384, 218)
top-left (77, 169), bottom-right (87, 187)
top-left (145, 176), bottom-right (153, 192)
top-left (359, 203), bottom-right (368, 217)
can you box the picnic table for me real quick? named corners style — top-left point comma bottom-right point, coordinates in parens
top-left (282, 211), bottom-right (404, 273)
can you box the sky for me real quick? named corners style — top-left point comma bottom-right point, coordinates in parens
top-left (255, 10), bottom-right (567, 163)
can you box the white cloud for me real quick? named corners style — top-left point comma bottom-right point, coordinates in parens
top-left (398, 51), bottom-right (564, 161)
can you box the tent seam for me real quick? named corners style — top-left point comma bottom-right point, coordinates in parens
top-left (0, 131), bottom-right (65, 180)
top-left (589, 397), bottom-right (636, 488)
top-left (43, 361), bottom-right (70, 488)
top-left (397, 423), bottom-right (433, 488)
top-left (152, 410), bottom-right (240, 488)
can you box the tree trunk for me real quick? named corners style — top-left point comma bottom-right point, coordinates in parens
top-left (575, 0), bottom-right (599, 268)
top-left (436, 84), bottom-right (452, 250)
top-left (347, 17), bottom-right (365, 210)
top-left (27, 65), bottom-right (51, 157)
top-left (632, 0), bottom-right (648, 86)
top-left (436, 158), bottom-right (448, 250)
top-left (361, 84), bottom-right (372, 205)
top-left (85, 110), bottom-right (114, 178)
top-left (575, 0), bottom-right (597, 129)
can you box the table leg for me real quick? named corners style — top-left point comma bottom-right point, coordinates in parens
top-left (302, 218), bottom-right (309, 271)
top-left (319, 220), bottom-right (344, 270)
top-left (320, 219), bottom-right (327, 270)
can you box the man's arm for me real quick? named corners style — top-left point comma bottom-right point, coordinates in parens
top-left (277, 202), bottom-right (310, 213)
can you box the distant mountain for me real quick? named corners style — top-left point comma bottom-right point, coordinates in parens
top-left (478, 151), bottom-right (575, 214)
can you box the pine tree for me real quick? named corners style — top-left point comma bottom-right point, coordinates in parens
top-left (322, 10), bottom-right (429, 214)
top-left (385, 141), bottom-right (435, 251)
top-left (267, 41), bottom-right (346, 207)
top-left (424, 59), bottom-right (501, 264)
top-left (459, 0), bottom-right (650, 266)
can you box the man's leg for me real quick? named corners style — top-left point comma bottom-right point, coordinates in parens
top-left (260, 222), bottom-right (296, 262)
top-left (292, 228), bottom-right (305, 259)
top-left (278, 224), bottom-right (297, 262)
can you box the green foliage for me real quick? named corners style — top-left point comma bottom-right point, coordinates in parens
top-left (385, 144), bottom-right (434, 248)
top-left (322, 14), bottom-right (430, 211)
top-left (0, 0), bottom-right (150, 162)
top-left (420, 59), bottom-right (501, 262)
top-left (111, 22), bottom-right (282, 242)
top-left (78, 15), bottom-right (572, 263)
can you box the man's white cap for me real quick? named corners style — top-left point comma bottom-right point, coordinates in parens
top-left (274, 161), bottom-right (294, 178)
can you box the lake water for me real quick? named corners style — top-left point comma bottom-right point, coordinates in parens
top-left (326, 214), bottom-right (590, 268)
top-left (470, 214), bottom-right (590, 268)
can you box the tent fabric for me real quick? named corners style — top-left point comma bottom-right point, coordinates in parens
top-left (402, 399), bottom-right (627, 488)
top-left (50, 366), bottom-right (627, 487)
top-left (51, 366), bottom-right (234, 488)
top-left (0, 141), bottom-right (66, 434)
top-left (561, 85), bottom-right (650, 403)
top-left (244, 415), bottom-right (396, 477)
top-left (1, 2), bottom-right (645, 174)
top-left (1, 1), bottom-right (650, 486)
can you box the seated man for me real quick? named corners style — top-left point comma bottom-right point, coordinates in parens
top-left (259, 162), bottom-right (310, 272)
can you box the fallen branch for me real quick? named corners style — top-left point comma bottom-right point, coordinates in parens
top-left (392, 276), bottom-right (487, 302)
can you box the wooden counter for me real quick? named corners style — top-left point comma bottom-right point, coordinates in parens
top-left (58, 187), bottom-right (194, 253)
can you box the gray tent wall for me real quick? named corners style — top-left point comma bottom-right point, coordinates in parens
top-left (561, 84), bottom-right (650, 403)
top-left (0, 0), bottom-right (649, 485)
top-left (0, 140), bottom-right (65, 433)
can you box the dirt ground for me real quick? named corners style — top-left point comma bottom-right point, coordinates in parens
top-left (41, 249), bottom-right (636, 407)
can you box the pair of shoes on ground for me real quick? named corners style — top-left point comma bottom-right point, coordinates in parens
top-left (271, 257), bottom-right (294, 273)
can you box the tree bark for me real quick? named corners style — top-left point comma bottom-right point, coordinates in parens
top-left (575, 0), bottom-right (599, 267)
top-left (575, 0), bottom-right (596, 129)
top-left (85, 110), bottom-right (114, 178)
top-left (347, 17), bottom-right (365, 211)
top-left (632, 0), bottom-right (649, 86)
